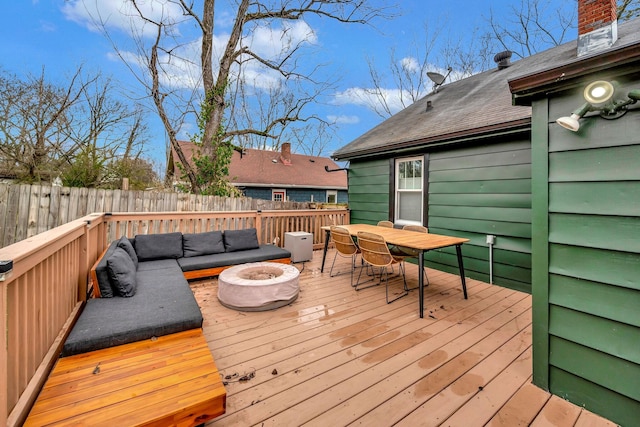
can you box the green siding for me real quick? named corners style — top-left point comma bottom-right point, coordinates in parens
top-left (347, 159), bottom-right (390, 224)
top-left (549, 274), bottom-right (640, 328)
top-left (530, 98), bottom-right (550, 390)
top-left (550, 337), bottom-right (640, 401)
top-left (536, 75), bottom-right (640, 426)
top-left (550, 367), bottom-right (640, 427)
top-left (549, 213), bottom-right (640, 253)
top-left (427, 139), bottom-right (532, 292)
top-left (430, 163), bottom-right (531, 181)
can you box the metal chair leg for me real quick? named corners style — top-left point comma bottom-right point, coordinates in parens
top-left (330, 251), bottom-right (359, 287)
top-left (404, 260), bottom-right (429, 291)
top-left (385, 263), bottom-right (408, 304)
top-left (354, 264), bottom-right (379, 291)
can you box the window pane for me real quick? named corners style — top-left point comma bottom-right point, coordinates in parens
top-left (398, 160), bottom-right (422, 190)
top-left (398, 192), bottom-right (421, 222)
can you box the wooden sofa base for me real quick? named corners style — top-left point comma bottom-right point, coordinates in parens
top-left (24, 329), bottom-right (226, 427)
top-left (182, 256), bottom-right (292, 280)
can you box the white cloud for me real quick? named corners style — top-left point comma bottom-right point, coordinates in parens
top-left (327, 115), bottom-right (360, 125)
top-left (400, 56), bottom-right (420, 73)
top-left (332, 87), bottom-right (419, 115)
top-left (62, 0), bottom-right (185, 38)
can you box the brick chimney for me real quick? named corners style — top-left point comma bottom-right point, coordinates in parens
top-left (280, 142), bottom-right (292, 166)
top-left (577, 0), bottom-right (618, 57)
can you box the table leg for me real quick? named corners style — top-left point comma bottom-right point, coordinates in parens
top-left (320, 229), bottom-right (331, 273)
top-left (455, 244), bottom-right (468, 299)
top-left (418, 250), bottom-right (425, 318)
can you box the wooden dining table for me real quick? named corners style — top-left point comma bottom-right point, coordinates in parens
top-left (320, 224), bottom-right (470, 318)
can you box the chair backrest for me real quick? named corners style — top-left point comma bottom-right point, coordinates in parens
top-left (330, 226), bottom-right (359, 256)
top-left (377, 220), bottom-right (394, 228)
top-left (357, 231), bottom-right (393, 268)
top-left (403, 224), bottom-right (428, 233)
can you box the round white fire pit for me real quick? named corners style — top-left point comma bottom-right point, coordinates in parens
top-left (218, 262), bottom-right (300, 311)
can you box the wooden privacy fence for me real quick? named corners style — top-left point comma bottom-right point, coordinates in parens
top-left (0, 209), bottom-right (349, 427)
top-left (0, 183), bottom-right (310, 248)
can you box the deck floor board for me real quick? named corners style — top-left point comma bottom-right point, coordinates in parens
top-left (193, 249), bottom-right (615, 427)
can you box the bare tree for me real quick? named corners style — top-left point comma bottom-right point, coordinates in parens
top-left (0, 68), bottom-right (92, 182)
top-left (485, 0), bottom-right (575, 59)
top-left (617, 0), bottom-right (640, 20)
top-left (86, 0), bottom-right (393, 194)
top-left (62, 75), bottom-right (152, 188)
top-left (0, 67), bottom-right (154, 187)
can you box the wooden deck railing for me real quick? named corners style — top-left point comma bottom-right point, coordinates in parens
top-left (0, 209), bottom-right (349, 427)
top-left (102, 209), bottom-right (349, 249)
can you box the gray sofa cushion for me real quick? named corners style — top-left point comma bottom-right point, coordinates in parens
top-left (94, 241), bottom-right (119, 298)
top-left (62, 265), bottom-right (202, 357)
top-left (116, 235), bottom-right (138, 268)
top-left (223, 228), bottom-right (260, 252)
top-left (183, 231), bottom-right (225, 257)
top-left (136, 258), bottom-right (181, 272)
top-left (135, 232), bottom-right (183, 261)
top-left (178, 244), bottom-right (291, 272)
top-left (107, 247), bottom-right (137, 297)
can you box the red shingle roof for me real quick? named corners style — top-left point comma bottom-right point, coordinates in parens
top-left (171, 141), bottom-right (347, 189)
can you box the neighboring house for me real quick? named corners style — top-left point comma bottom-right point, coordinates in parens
top-left (334, 1), bottom-right (639, 424)
top-left (170, 141), bottom-right (348, 203)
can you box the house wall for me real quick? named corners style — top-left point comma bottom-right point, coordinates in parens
top-left (531, 76), bottom-right (640, 426)
top-left (427, 139), bottom-right (532, 292)
top-left (347, 159), bottom-right (390, 224)
top-left (242, 187), bottom-right (348, 203)
top-left (347, 136), bottom-right (532, 293)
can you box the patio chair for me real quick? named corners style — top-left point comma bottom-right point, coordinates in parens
top-left (400, 224), bottom-right (430, 288)
top-left (355, 231), bottom-right (408, 304)
top-left (376, 220), bottom-right (403, 269)
top-left (329, 225), bottom-right (361, 287)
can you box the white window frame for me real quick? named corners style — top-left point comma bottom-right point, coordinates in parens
top-left (326, 190), bottom-right (338, 203)
top-left (272, 189), bottom-right (286, 202)
top-left (395, 157), bottom-right (423, 225)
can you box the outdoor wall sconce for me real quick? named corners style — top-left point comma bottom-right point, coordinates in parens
top-left (556, 80), bottom-right (640, 132)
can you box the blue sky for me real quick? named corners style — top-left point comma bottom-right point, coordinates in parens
top-left (1, 1), bottom-right (576, 171)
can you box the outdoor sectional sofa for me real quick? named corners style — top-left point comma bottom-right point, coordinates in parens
top-left (26, 228), bottom-right (291, 425)
top-left (62, 228), bottom-right (291, 356)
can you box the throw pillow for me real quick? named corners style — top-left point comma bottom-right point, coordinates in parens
top-left (223, 228), bottom-right (260, 252)
top-left (134, 232), bottom-right (183, 261)
top-left (182, 231), bottom-right (225, 257)
top-left (107, 247), bottom-right (137, 297)
top-left (116, 235), bottom-right (138, 268)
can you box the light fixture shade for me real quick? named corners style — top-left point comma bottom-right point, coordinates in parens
top-left (556, 114), bottom-right (581, 132)
top-left (584, 80), bottom-right (615, 107)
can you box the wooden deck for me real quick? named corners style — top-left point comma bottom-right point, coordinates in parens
top-left (192, 249), bottom-right (616, 427)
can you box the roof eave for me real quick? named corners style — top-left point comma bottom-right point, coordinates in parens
top-left (509, 44), bottom-right (640, 105)
top-left (333, 118), bottom-right (531, 161)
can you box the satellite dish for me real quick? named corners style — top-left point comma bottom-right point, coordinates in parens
top-left (427, 72), bottom-right (446, 85)
top-left (427, 67), bottom-right (453, 93)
